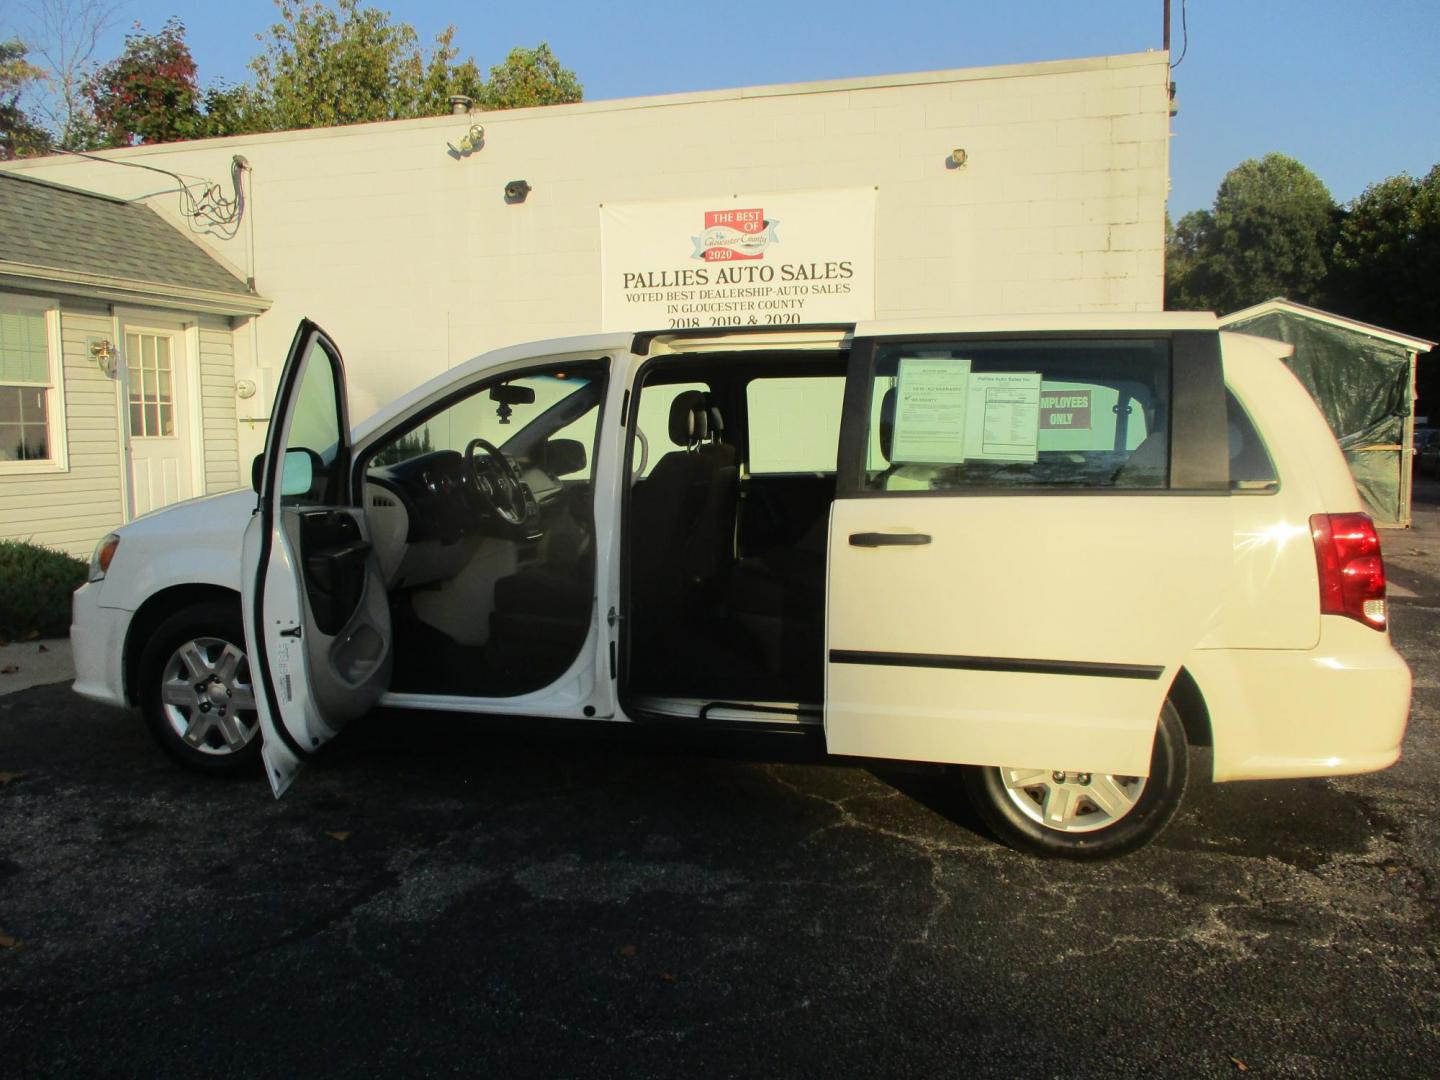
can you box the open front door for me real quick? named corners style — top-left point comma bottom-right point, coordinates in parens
top-left (825, 330), bottom-right (1231, 776)
top-left (242, 320), bottom-right (392, 796)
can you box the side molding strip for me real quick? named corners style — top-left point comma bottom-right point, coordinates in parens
top-left (828, 650), bottom-right (1164, 681)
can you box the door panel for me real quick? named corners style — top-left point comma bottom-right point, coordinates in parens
top-left (242, 320), bottom-right (391, 796)
top-left (125, 328), bottom-right (192, 516)
top-left (825, 332), bottom-right (1231, 775)
top-left (826, 496), bottom-right (1227, 775)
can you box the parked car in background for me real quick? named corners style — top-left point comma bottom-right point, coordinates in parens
top-left (1416, 427), bottom-right (1440, 477)
top-left (71, 314), bottom-right (1411, 859)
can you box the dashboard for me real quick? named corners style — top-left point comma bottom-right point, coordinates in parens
top-left (362, 448), bottom-right (565, 589)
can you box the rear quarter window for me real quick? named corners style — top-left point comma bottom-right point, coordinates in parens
top-left (1225, 389), bottom-right (1279, 492)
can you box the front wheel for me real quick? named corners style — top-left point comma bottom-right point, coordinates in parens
top-left (962, 701), bottom-right (1189, 859)
top-left (137, 600), bottom-right (262, 775)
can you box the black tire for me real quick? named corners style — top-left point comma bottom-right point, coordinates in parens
top-left (137, 600), bottom-right (262, 776)
top-left (962, 701), bottom-right (1189, 860)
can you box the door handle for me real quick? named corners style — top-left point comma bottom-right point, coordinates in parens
top-left (848, 531), bottom-right (932, 547)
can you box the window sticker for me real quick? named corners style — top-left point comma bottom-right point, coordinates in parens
top-left (889, 357), bottom-right (972, 463)
top-left (1039, 389), bottom-right (1092, 430)
top-left (964, 372), bottom-right (1042, 462)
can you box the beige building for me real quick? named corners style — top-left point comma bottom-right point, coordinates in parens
top-left (2, 50), bottom-right (1171, 542)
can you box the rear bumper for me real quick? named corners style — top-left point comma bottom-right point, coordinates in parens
top-left (1188, 618), bottom-right (1412, 782)
top-left (70, 582), bottom-right (130, 709)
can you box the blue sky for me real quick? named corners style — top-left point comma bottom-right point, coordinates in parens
top-left (7, 0), bottom-right (1438, 214)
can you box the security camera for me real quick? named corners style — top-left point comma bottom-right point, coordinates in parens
top-left (504, 179), bottom-right (531, 202)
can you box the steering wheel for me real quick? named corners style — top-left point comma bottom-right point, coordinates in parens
top-left (463, 438), bottom-right (536, 530)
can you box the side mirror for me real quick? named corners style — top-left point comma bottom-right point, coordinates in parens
top-left (251, 449), bottom-right (320, 497)
top-left (281, 449), bottom-right (316, 496)
top-left (543, 438), bottom-right (587, 477)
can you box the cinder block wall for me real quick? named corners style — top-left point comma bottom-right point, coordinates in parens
top-left (6, 52), bottom-right (1170, 463)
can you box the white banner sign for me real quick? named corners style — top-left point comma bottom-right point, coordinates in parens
top-left (600, 188), bottom-right (876, 332)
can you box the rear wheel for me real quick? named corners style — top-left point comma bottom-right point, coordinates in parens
top-left (962, 701), bottom-right (1189, 859)
top-left (138, 601), bottom-right (261, 775)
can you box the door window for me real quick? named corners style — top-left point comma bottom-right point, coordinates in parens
top-left (281, 339), bottom-right (344, 505)
top-left (746, 375), bottom-right (845, 474)
top-left (863, 339), bottom-right (1172, 491)
top-left (126, 332), bottom-right (177, 438)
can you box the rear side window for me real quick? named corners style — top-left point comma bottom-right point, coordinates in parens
top-left (864, 339), bottom-right (1171, 491)
top-left (746, 375), bottom-right (845, 474)
top-left (1226, 389), bottom-right (1278, 492)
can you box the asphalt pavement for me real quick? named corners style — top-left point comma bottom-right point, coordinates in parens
top-left (2, 492), bottom-right (1439, 1078)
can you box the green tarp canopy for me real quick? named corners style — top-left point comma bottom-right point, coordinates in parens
top-left (1222, 304), bottom-right (1416, 527)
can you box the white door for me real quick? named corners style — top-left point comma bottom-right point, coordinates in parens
top-left (241, 319), bottom-right (392, 797)
top-left (824, 330), bottom-right (1233, 776)
top-left (125, 328), bottom-right (193, 515)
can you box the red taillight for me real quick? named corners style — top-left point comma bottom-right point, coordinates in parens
top-left (1310, 513), bottom-right (1387, 630)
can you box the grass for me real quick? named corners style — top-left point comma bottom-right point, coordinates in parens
top-left (0, 539), bottom-right (88, 641)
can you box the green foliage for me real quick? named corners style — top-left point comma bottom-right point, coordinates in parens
top-left (1166, 153), bottom-right (1336, 313)
top-left (413, 26), bottom-right (483, 118)
top-left (250, 0), bottom-right (418, 128)
top-left (0, 39), bottom-right (52, 159)
top-left (479, 43), bottom-right (582, 110)
top-left (196, 80), bottom-right (271, 139)
top-left (249, 0), bottom-right (489, 129)
top-left (1329, 166), bottom-right (1440, 346)
top-left (0, 539), bottom-right (87, 640)
top-left (248, 3), bottom-right (580, 131)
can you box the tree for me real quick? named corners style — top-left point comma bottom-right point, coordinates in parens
top-left (1163, 209), bottom-right (1214, 310)
top-left (19, 0), bottom-right (118, 149)
top-left (85, 19), bottom-right (201, 146)
top-left (0, 39), bottom-right (51, 158)
top-left (247, 2), bottom-right (581, 131)
top-left (1166, 153), bottom-right (1337, 313)
top-left (479, 43), bottom-right (582, 110)
top-left (196, 81), bottom-right (270, 139)
top-left (413, 26), bottom-right (483, 117)
top-left (1329, 167), bottom-right (1440, 344)
top-left (250, 0), bottom-right (445, 129)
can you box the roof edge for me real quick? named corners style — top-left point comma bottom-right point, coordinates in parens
top-left (0, 168), bottom-right (130, 204)
top-left (0, 260), bottom-right (271, 317)
top-left (1220, 298), bottom-right (1436, 353)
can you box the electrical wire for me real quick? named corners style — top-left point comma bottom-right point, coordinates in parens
top-left (55, 147), bottom-right (248, 240)
top-left (1170, 0), bottom-right (1189, 69)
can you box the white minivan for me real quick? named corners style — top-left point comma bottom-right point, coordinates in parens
top-left (71, 314), bottom-right (1412, 858)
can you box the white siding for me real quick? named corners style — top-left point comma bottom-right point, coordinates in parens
top-left (0, 301), bottom-right (124, 556)
top-left (197, 317), bottom-right (242, 492)
top-left (0, 302), bottom-right (243, 556)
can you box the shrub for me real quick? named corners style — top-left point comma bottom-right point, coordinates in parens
top-left (0, 539), bottom-right (88, 640)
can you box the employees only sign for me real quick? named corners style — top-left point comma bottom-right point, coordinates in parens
top-left (600, 189), bottom-right (876, 331)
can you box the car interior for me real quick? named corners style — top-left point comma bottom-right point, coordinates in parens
top-left (359, 360), bottom-right (609, 697)
top-left (623, 352), bottom-right (848, 715)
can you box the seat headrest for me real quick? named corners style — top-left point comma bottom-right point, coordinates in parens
top-left (668, 390), bottom-right (710, 446)
top-left (878, 387), bottom-right (897, 461)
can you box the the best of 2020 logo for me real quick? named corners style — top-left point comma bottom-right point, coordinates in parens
top-left (692, 207), bottom-right (780, 262)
